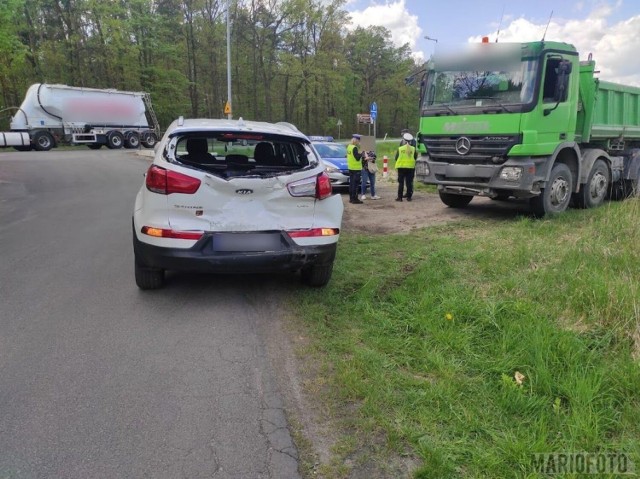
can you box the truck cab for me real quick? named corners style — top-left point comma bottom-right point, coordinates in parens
top-left (415, 40), bottom-right (640, 216)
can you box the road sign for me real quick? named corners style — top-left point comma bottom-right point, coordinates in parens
top-left (224, 101), bottom-right (231, 115)
top-left (357, 113), bottom-right (372, 124)
top-left (370, 102), bottom-right (377, 122)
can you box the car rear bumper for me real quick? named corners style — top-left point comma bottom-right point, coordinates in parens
top-left (133, 231), bottom-right (337, 273)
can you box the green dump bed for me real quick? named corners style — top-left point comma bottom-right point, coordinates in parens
top-left (578, 61), bottom-right (640, 142)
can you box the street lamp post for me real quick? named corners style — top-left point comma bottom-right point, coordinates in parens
top-left (424, 35), bottom-right (438, 44)
top-left (226, 0), bottom-right (232, 119)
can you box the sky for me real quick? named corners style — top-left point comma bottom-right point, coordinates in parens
top-left (344, 0), bottom-right (640, 86)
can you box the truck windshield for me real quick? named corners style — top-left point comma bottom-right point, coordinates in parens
top-left (422, 58), bottom-right (538, 111)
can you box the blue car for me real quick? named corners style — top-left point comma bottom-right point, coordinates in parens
top-left (311, 139), bottom-right (349, 189)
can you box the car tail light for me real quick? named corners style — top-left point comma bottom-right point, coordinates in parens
top-left (287, 228), bottom-right (339, 238)
top-left (146, 165), bottom-right (201, 195)
top-left (316, 172), bottom-right (332, 199)
top-left (287, 172), bottom-right (333, 199)
top-left (141, 226), bottom-right (204, 240)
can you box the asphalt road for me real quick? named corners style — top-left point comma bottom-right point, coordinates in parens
top-left (0, 149), bottom-right (300, 478)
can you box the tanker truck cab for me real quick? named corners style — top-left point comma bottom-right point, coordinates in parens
top-left (415, 40), bottom-right (640, 216)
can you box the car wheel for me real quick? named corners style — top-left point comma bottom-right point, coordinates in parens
top-left (301, 262), bottom-right (334, 287)
top-left (134, 258), bottom-right (165, 290)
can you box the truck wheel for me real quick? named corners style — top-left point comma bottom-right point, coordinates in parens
top-left (141, 132), bottom-right (157, 148)
top-left (106, 131), bottom-right (124, 149)
top-left (438, 191), bottom-right (473, 208)
top-left (575, 159), bottom-right (609, 209)
top-left (124, 131), bottom-right (140, 149)
top-left (530, 162), bottom-right (573, 217)
top-left (301, 262), bottom-right (334, 287)
top-left (33, 131), bottom-right (54, 151)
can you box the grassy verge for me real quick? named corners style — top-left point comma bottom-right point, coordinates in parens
top-left (292, 199), bottom-right (640, 478)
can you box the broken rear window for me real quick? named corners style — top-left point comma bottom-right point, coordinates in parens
top-left (168, 132), bottom-right (316, 178)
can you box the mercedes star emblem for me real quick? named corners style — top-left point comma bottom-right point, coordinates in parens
top-left (455, 137), bottom-right (471, 155)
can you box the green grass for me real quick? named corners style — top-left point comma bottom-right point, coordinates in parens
top-left (292, 199), bottom-right (640, 478)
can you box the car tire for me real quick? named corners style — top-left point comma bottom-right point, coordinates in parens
top-left (135, 260), bottom-right (165, 290)
top-left (301, 262), bottom-right (334, 287)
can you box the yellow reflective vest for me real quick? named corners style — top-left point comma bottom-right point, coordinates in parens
top-left (347, 144), bottom-right (361, 171)
top-left (395, 144), bottom-right (416, 169)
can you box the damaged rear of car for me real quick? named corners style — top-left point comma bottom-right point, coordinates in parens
top-left (133, 117), bottom-right (344, 289)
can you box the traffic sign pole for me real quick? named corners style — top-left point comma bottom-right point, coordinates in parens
top-left (370, 102), bottom-right (378, 139)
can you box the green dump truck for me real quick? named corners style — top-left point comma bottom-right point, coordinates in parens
top-left (414, 40), bottom-right (640, 216)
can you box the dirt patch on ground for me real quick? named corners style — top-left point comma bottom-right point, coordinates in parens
top-left (339, 175), bottom-right (532, 235)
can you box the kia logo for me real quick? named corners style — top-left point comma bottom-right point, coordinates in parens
top-left (235, 189), bottom-right (253, 195)
top-left (455, 137), bottom-right (471, 155)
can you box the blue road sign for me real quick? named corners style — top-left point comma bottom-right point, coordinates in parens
top-left (370, 102), bottom-right (377, 122)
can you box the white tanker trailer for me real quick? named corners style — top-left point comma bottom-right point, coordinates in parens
top-left (0, 83), bottom-right (160, 151)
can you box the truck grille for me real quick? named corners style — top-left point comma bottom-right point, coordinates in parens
top-left (424, 135), bottom-right (521, 164)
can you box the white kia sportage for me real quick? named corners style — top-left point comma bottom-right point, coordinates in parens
top-left (133, 117), bottom-right (344, 289)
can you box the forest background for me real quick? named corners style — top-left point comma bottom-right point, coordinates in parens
top-left (0, 0), bottom-right (421, 137)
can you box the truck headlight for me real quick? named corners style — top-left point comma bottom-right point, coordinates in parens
top-left (416, 158), bottom-right (430, 176)
top-left (499, 167), bottom-right (522, 181)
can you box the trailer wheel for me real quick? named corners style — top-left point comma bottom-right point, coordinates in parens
top-left (124, 132), bottom-right (140, 149)
top-left (438, 192), bottom-right (473, 208)
top-left (33, 131), bottom-right (54, 151)
top-left (141, 132), bottom-right (157, 148)
top-left (575, 159), bottom-right (609, 209)
top-left (530, 162), bottom-right (573, 217)
top-left (106, 131), bottom-right (124, 149)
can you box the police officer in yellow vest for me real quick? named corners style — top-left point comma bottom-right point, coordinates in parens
top-left (346, 134), bottom-right (366, 204)
top-left (394, 132), bottom-right (418, 202)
